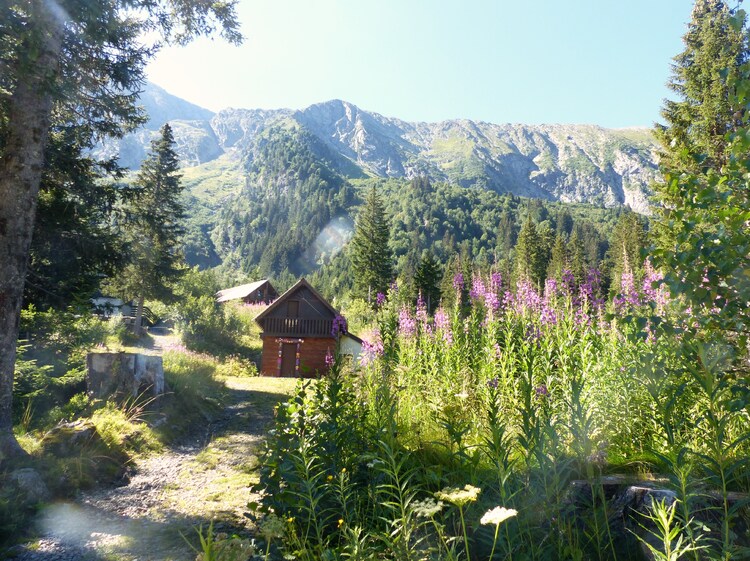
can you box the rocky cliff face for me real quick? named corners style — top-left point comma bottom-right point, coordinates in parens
top-left (103, 86), bottom-right (659, 212)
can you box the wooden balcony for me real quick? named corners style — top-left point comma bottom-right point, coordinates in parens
top-left (261, 317), bottom-right (334, 338)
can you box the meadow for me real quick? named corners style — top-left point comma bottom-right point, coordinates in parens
top-left (258, 268), bottom-right (750, 561)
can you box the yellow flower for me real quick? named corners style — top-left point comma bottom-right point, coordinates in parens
top-left (287, 517), bottom-right (295, 524)
top-left (327, 475), bottom-right (333, 481)
top-left (338, 518), bottom-right (344, 528)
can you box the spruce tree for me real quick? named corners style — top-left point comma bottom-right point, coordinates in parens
top-left (118, 123), bottom-right (185, 334)
top-left (654, 0), bottom-right (748, 178)
top-left (350, 187), bottom-right (393, 303)
top-left (414, 251), bottom-right (442, 313)
top-left (513, 216), bottom-right (546, 287)
top-left (547, 232), bottom-right (569, 281)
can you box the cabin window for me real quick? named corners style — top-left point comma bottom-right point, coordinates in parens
top-left (287, 300), bottom-right (299, 318)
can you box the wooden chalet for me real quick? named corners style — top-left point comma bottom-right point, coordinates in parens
top-left (254, 278), bottom-right (361, 377)
top-left (216, 279), bottom-right (278, 305)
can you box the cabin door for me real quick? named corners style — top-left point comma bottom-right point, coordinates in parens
top-left (280, 343), bottom-right (297, 377)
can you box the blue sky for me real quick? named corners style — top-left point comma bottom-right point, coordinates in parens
top-left (146, 1), bottom-right (695, 128)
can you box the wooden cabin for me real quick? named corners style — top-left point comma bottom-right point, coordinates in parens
top-left (254, 278), bottom-right (360, 377)
top-left (216, 279), bottom-right (278, 305)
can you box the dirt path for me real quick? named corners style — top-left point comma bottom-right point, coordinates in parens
top-left (9, 376), bottom-right (297, 561)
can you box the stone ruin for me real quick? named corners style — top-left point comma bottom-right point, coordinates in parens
top-left (86, 352), bottom-right (164, 400)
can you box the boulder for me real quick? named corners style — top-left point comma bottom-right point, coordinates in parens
top-left (86, 352), bottom-right (164, 400)
top-left (7, 467), bottom-right (51, 504)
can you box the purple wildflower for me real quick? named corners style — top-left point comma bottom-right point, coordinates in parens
top-left (535, 384), bottom-right (549, 398)
top-left (376, 292), bottom-right (386, 307)
top-left (398, 306), bottom-right (417, 338)
top-left (360, 331), bottom-right (384, 367)
top-left (453, 273), bottom-right (464, 291)
top-left (515, 281), bottom-right (541, 314)
top-left (491, 272), bottom-right (502, 291)
top-left (331, 314), bottom-right (348, 337)
top-left (487, 377), bottom-right (499, 390)
top-left (540, 305), bottom-right (557, 327)
top-left (561, 269), bottom-right (576, 295)
top-left (470, 276), bottom-right (486, 301)
top-left (325, 349), bottom-right (334, 367)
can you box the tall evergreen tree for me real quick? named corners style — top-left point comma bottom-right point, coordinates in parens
top-left (350, 187), bottom-right (393, 303)
top-left (547, 232), bottom-right (569, 281)
top-left (513, 216), bottom-right (546, 287)
top-left (654, 0), bottom-right (748, 177)
top-left (414, 251), bottom-right (442, 313)
top-left (652, 2), bottom-right (749, 251)
top-left (116, 124), bottom-right (185, 335)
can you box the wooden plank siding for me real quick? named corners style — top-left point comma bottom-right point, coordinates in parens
top-left (260, 335), bottom-right (337, 377)
top-left (261, 317), bottom-right (333, 337)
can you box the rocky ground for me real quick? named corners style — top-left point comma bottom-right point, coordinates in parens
top-left (6, 376), bottom-right (297, 561)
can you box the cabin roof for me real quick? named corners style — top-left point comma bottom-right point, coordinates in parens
top-left (254, 278), bottom-right (338, 324)
top-left (216, 279), bottom-right (274, 303)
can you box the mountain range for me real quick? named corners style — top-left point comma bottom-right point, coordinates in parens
top-left (101, 82), bottom-right (660, 215)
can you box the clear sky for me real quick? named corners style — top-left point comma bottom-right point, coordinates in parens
top-left (145, 1), bottom-right (696, 128)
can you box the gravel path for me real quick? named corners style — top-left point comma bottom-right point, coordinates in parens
top-left (8, 377), bottom-right (297, 561)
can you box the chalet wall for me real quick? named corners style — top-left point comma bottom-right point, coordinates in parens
top-left (260, 335), bottom-right (337, 378)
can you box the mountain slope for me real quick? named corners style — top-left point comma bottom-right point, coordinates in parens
top-left (105, 86), bottom-right (659, 213)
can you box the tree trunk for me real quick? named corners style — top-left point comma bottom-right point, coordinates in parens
top-left (0, 1), bottom-right (64, 465)
top-left (134, 295), bottom-right (145, 337)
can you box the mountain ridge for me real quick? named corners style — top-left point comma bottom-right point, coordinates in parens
top-left (104, 83), bottom-right (659, 213)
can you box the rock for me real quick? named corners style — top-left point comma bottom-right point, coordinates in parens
top-left (41, 420), bottom-right (99, 457)
top-left (7, 468), bottom-right (51, 504)
top-left (86, 352), bottom-right (164, 400)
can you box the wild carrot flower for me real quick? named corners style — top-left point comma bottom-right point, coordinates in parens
top-left (413, 498), bottom-right (445, 518)
top-left (435, 484), bottom-right (481, 507)
top-left (480, 506), bottom-right (518, 526)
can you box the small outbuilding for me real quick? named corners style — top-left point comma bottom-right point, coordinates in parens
top-left (254, 278), bottom-right (361, 377)
top-left (216, 279), bottom-right (278, 305)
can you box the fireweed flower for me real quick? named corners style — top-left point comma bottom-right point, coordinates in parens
top-left (453, 272), bottom-right (464, 291)
top-left (376, 292), bottom-right (386, 307)
top-left (331, 314), bottom-right (348, 337)
top-left (435, 484), bottom-right (481, 507)
top-left (360, 329), bottom-right (384, 366)
top-left (535, 384), bottom-right (549, 398)
top-left (325, 350), bottom-right (334, 367)
top-left (398, 307), bottom-right (417, 338)
top-left (491, 272), bottom-right (502, 291)
top-left (561, 269), bottom-right (576, 295)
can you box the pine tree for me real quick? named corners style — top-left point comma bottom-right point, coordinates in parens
top-left (117, 123), bottom-right (185, 335)
top-left (349, 187), bottom-right (393, 303)
top-left (414, 251), bottom-right (442, 313)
